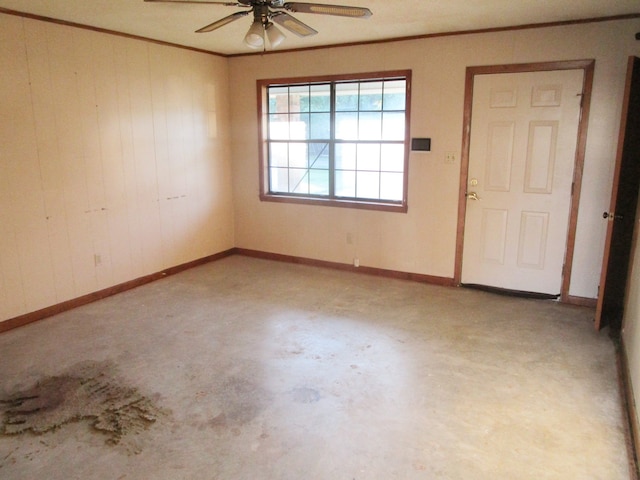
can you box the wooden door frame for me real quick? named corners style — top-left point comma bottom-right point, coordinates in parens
top-left (453, 59), bottom-right (595, 305)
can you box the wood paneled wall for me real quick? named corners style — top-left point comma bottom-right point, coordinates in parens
top-left (0, 14), bottom-right (234, 322)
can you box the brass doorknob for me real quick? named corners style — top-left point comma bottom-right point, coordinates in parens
top-left (466, 192), bottom-right (480, 201)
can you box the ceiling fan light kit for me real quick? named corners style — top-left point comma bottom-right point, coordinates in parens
top-left (144, 0), bottom-right (372, 50)
top-left (244, 19), bottom-right (266, 47)
top-left (265, 22), bottom-right (286, 47)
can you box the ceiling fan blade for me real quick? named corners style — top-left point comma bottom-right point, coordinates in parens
top-left (144, 0), bottom-right (240, 5)
top-left (283, 2), bottom-right (372, 18)
top-left (196, 10), bottom-right (250, 32)
top-left (271, 12), bottom-right (318, 37)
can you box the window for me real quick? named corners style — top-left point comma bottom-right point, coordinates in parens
top-left (258, 71), bottom-right (411, 212)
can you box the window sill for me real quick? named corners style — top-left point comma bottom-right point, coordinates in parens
top-left (259, 193), bottom-right (408, 213)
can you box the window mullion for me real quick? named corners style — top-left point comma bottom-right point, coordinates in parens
top-left (355, 82), bottom-right (361, 198)
top-left (329, 82), bottom-right (336, 198)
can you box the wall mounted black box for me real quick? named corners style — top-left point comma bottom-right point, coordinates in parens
top-left (411, 138), bottom-right (431, 151)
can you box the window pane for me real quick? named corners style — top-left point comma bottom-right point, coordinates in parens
top-left (310, 84), bottom-right (331, 112)
top-left (357, 171), bottom-right (380, 199)
top-left (309, 169), bottom-right (329, 195)
top-left (290, 114), bottom-right (308, 140)
top-left (358, 112), bottom-right (382, 140)
top-left (359, 81), bottom-right (383, 111)
top-left (357, 144), bottom-right (380, 171)
top-left (270, 167), bottom-right (289, 192)
top-left (383, 80), bottom-right (406, 110)
top-left (336, 82), bottom-right (359, 111)
top-left (310, 113), bottom-right (330, 139)
top-left (380, 172), bottom-right (403, 201)
top-left (290, 168), bottom-right (309, 193)
top-left (335, 169), bottom-right (356, 197)
top-left (289, 143), bottom-right (308, 168)
top-left (269, 86), bottom-right (289, 113)
top-left (336, 143), bottom-right (356, 170)
top-left (289, 85), bottom-right (309, 113)
top-left (336, 112), bottom-right (358, 140)
top-left (382, 112), bottom-right (405, 140)
top-left (309, 143), bottom-right (329, 169)
top-left (269, 142), bottom-right (288, 167)
top-left (381, 144), bottom-right (405, 172)
top-left (269, 113), bottom-right (290, 140)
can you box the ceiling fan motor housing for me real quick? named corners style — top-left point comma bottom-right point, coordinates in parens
top-left (239, 0), bottom-right (285, 6)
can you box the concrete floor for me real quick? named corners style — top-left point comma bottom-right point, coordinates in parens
top-left (0, 255), bottom-right (631, 479)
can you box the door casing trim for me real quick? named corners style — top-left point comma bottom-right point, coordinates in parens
top-left (453, 59), bottom-right (596, 304)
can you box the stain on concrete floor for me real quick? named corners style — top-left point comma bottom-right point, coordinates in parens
top-left (194, 374), bottom-right (272, 433)
top-left (0, 361), bottom-right (165, 447)
top-left (290, 386), bottom-right (321, 404)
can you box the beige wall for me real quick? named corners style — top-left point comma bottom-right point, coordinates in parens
top-left (229, 18), bottom-right (640, 299)
top-left (0, 15), bottom-right (234, 323)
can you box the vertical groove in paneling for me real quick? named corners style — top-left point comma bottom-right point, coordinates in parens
top-left (0, 15), bottom-right (233, 323)
top-left (131, 42), bottom-right (163, 276)
top-left (149, 45), bottom-right (172, 269)
top-left (113, 36), bottom-right (140, 281)
top-left (24, 20), bottom-right (75, 305)
top-left (6, 17), bottom-right (58, 314)
top-left (0, 17), bottom-right (20, 319)
top-left (55, 28), bottom-right (90, 296)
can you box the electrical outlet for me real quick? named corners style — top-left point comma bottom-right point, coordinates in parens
top-left (445, 152), bottom-right (457, 164)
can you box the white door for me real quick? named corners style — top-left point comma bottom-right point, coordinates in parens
top-left (461, 69), bottom-right (584, 295)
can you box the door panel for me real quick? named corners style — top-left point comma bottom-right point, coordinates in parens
top-left (481, 208), bottom-right (508, 264)
top-left (517, 211), bottom-right (548, 269)
top-left (486, 122), bottom-right (514, 191)
top-left (461, 69), bottom-right (584, 295)
top-left (524, 121), bottom-right (557, 193)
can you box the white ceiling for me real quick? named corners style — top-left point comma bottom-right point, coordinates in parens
top-left (0, 0), bottom-right (638, 56)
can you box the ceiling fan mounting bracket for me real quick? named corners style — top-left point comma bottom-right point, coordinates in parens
top-left (254, 4), bottom-right (270, 25)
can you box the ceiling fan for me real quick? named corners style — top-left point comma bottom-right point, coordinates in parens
top-left (144, 0), bottom-right (372, 50)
